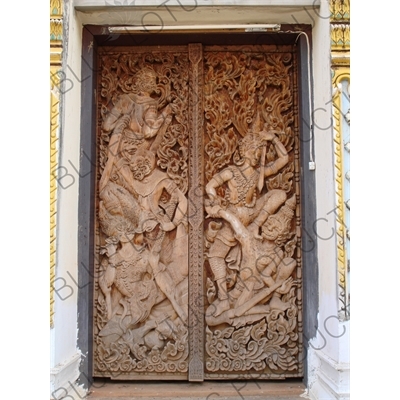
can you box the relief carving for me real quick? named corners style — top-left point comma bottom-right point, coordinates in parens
top-left (203, 50), bottom-right (301, 375)
top-left (94, 52), bottom-right (190, 376)
top-left (93, 46), bottom-right (302, 379)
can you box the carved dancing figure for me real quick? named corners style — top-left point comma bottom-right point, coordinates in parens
top-left (99, 67), bottom-right (173, 193)
top-left (205, 129), bottom-right (289, 317)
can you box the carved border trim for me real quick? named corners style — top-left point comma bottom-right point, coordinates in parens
top-left (292, 50), bottom-right (304, 376)
top-left (188, 43), bottom-right (205, 382)
top-left (50, 0), bottom-right (63, 328)
top-left (50, 0), bottom-right (63, 42)
top-left (330, 0), bottom-right (350, 51)
top-left (331, 24), bottom-right (350, 50)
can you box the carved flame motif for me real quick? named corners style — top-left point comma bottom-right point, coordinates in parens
top-left (204, 52), bottom-right (295, 182)
top-left (203, 48), bottom-right (302, 377)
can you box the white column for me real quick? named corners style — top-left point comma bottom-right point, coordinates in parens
top-left (50, 2), bottom-right (86, 399)
top-left (307, 1), bottom-right (350, 399)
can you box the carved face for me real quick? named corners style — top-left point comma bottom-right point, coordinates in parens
top-left (130, 150), bottom-right (156, 181)
top-left (136, 68), bottom-right (157, 94)
top-left (119, 232), bottom-right (135, 243)
top-left (246, 145), bottom-right (262, 167)
top-left (120, 136), bottom-right (144, 161)
top-left (238, 134), bottom-right (263, 167)
top-left (261, 215), bottom-right (285, 241)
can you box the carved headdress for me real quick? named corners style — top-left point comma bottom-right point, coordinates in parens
top-left (233, 133), bottom-right (264, 166)
top-left (261, 194), bottom-right (296, 245)
top-left (134, 67), bottom-right (158, 94)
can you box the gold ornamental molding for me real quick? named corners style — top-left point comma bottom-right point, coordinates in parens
top-left (330, 0), bottom-right (350, 51)
top-left (331, 23), bottom-right (350, 50)
top-left (50, 79), bottom-right (59, 328)
top-left (50, 0), bottom-right (63, 328)
top-left (330, 0), bottom-right (350, 22)
top-left (50, 19), bottom-right (63, 43)
top-left (50, 0), bottom-right (63, 43)
top-left (331, 0), bottom-right (350, 320)
top-left (332, 70), bottom-right (350, 320)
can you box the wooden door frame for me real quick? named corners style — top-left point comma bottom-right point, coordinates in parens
top-left (76, 25), bottom-right (318, 389)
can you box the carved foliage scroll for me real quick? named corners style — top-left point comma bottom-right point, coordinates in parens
top-left (203, 48), bottom-right (302, 378)
top-left (94, 49), bottom-right (190, 378)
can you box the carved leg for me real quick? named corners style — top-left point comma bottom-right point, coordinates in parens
top-left (209, 257), bottom-right (230, 316)
top-left (235, 280), bottom-right (255, 308)
top-left (99, 263), bottom-right (116, 320)
top-left (150, 254), bottom-right (188, 323)
top-left (248, 209), bottom-right (270, 239)
top-left (158, 275), bottom-right (188, 323)
top-left (268, 258), bottom-right (296, 311)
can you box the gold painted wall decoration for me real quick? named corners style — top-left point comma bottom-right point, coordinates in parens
top-left (50, 0), bottom-right (63, 328)
top-left (331, 0), bottom-right (350, 319)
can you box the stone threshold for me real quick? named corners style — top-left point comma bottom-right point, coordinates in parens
top-left (87, 379), bottom-right (308, 399)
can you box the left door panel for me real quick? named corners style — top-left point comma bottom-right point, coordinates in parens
top-left (93, 46), bottom-right (190, 380)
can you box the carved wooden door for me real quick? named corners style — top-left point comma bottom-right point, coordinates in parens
top-left (93, 42), bottom-right (303, 381)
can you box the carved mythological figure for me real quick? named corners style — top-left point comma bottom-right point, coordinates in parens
top-left (99, 67), bottom-right (173, 193)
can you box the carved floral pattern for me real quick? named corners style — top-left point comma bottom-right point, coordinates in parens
top-left (206, 288), bottom-right (299, 373)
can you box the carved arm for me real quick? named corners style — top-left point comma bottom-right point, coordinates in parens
top-left (205, 169), bottom-right (233, 203)
top-left (152, 180), bottom-right (188, 232)
top-left (142, 104), bottom-right (173, 139)
top-left (102, 94), bottom-right (132, 133)
top-left (264, 134), bottom-right (289, 177)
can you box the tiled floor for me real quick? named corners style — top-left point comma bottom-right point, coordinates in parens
top-left (87, 380), bottom-right (309, 399)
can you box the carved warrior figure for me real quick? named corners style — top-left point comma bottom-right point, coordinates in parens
top-left (127, 148), bottom-right (188, 322)
top-left (205, 129), bottom-right (290, 318)
top-left (205, 194), bottom-right (297, 327)
top-left (97, 67), bottom-right (189, 363)
top-left (98, 189), bottom-right (188, 357)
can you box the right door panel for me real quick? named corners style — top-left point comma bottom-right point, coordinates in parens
top-left (202, 44), bottom-right (303, 379)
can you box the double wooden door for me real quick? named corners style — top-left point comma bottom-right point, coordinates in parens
top-left (93, 42), bottom-right (303, 381)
